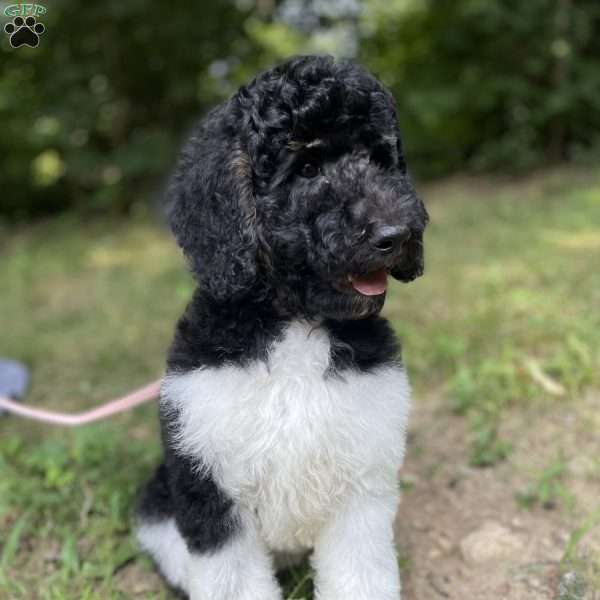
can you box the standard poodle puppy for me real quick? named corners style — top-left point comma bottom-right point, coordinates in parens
top-left (136, 55), bottom-right (429, 600)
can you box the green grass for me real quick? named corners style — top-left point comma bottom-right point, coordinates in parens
top-left (388, 168), bottom-right (600, 465)
top-left (1, 166), bottom-right (599, 598)
top-left (516, 456), bottom-right (574, 511)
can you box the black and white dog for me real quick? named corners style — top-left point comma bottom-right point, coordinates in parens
top-left (137, 55), bottom-right (428, 600)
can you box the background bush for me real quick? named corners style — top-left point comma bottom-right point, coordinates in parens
top-left (1, 0), bottom-right (599, 218)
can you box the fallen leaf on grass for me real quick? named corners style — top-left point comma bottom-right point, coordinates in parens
top-left (525, 359), bottom-right (567, 397)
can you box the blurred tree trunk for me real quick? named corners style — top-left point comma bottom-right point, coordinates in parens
top-left (549, 0), bottom-right (572, 161)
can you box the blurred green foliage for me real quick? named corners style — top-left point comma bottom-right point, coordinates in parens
top-left (361, 0), bottom-right (600, 175)
top-left (1, 0), bottom-right (599, 218)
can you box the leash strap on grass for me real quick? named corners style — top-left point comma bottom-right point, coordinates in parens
top-left (0, 380), bottom-right (161, 427)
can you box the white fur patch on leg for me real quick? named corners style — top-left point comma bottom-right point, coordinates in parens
top-left (136, 518), bottom-right (189, 593)
top-left (312, 493), bottom-right (402, 600)
top-left (187, 514), bottom-right (282, 600)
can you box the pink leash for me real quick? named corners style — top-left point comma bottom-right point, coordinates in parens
top-left (0, 379), bottom-right (161, 427)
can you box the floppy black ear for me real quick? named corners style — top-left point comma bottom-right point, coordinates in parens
top-left (168, 104), bottom-right (258, 303)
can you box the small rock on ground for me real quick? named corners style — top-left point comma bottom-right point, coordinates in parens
top-left (460, 521), bottom-right (524, 565)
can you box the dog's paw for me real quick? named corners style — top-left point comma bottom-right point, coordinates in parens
top-left (4, 16), bottom-right (45, 48)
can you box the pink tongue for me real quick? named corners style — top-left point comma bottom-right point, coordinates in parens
top-left (350, 269), bottom-right (388, 296)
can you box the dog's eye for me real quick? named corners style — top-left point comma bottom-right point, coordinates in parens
top-left (300, 163), bottom-right (319, 178)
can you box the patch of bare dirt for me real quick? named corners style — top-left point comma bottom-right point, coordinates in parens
top-left (397, 393), bottom-right (600, 600)
top-left (114, 561), bottom-right (167, 597)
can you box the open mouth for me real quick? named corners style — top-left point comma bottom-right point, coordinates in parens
top-left (347, 268), bottom-right (388, 296)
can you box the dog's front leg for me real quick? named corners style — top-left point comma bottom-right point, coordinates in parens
top-left (186, 510), bottom-right (282, 600)
top-left (312, 492), bottom-right (402, 600)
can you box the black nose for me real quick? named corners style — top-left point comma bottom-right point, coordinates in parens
top-left (371, 225), bottom-right (411, 254)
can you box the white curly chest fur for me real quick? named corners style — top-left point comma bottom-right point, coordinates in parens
top-left (162, 320), bottom-right (410, 554)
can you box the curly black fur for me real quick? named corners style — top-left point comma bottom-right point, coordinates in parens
top-left (141, 54), bottom-right (428, 565)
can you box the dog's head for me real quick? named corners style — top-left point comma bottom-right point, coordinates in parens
top-left (169, 55), bottom-right (428, 319)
